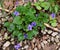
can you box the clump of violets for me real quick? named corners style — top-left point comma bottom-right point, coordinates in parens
top-left (50, 13), bottom-right (56, 18)
top-left (13, 11), bottom-right (19, 16)
top-left (24, 34), bottom-right (28, 38)
top-left (14, 44), bottom-right (21, 50)
top-left (28, 22), bottom-right (36, 30)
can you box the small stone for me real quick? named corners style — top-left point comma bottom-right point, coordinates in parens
top-left (6, 16), bottom-right (9, 19)
top-left (58, 48), bottom-right (60, 50)
top-left (11, 41), bottom-right (14, 44)
top-left (1, 30), bottom-right (5, 35)
top-left (2, 18), bottom-right (6, 22)
top-left (8, 17), bottom-right (13, 22)
top-left (38, 44), bottom-right (41, 50)
top-left (0, 20), bottom-right (2, 23)
top-left (0, 13), bottom-right (2, 16)
top-left (0, 34), bottom-right (1, 36)
top-left (34, 47), bottom-right (38, 50)
top-left (32, 38), bottom-right (36, 43)
top-left (31, 41), bottom-right (34, 49)
top-left (24, 40), bottom-right (27, 44)
top-left (48, 30), bottom-right (52, 34)
top-left (57, 24), bottom-right (60, 29)
top-left (45, 29), bottom-right (48, 32)
top-left (47, 39), bottom-right (50, 43)
top-left (41, 42), bottom-right (44, 48)
top-left (21, 47), bottom-right (24, 50)
top-left (58, 34), bottom-right (60, 38)
top-left (28, 46), bottom-right (32, 50)
top-left (4, 32), bottom-right (8, 39)
top-left (43, 40), bottom-right (48, 44)
top-left (55, 38), bottom-right (59, 43)
top-left (41, 30), bottom-right (44, 33)
top-left (43, 35), bottom-right (48, 40)
top-left (20, 41), bottom-right (22, 46)
top-left (56, 35), bottom-right (59, 38)
top-left (51, 37), bottom-right (54, 42)
top-left (11, 38), bottom-right (14, 41)
top-left (51, 32), bottom-right (58, 37)
top-left (0, 41), bottom-right (2, 47)
top-left (57, 42), bottom-right (60, 46)
top-left (56, 16), bottom-right (60, 23)
top-left (0, 36), bottom-right (2, 41)
top-left (24, 45), bottom-right (29, 49)
top-left (41, 30), bottom-right (46, 34)
top-left (3, 41), bottom-right (10, 48)
top-left (43, 32), bottom-right (46, 34)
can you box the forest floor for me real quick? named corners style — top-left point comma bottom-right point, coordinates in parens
top-left (0, 0), bottom-right (60, 50)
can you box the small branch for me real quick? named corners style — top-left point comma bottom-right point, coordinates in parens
top-left (0, 7), bottom-right (16, 15)
top-left (0, 7), bottom-right (10, 12)
top-left (44, 23), bottom-right (60, 32)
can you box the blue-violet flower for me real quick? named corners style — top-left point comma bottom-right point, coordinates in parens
top-left (14, 44), bottom-right (21, 50)
top-left (15, 1), bottom-right (19, 6)
top-left (31, 22), bottom-right (36, 27)
top-left (13, 11), bottom-right (19, 16)
top-left (28, 24), bottom-right (32, 30)
top-left (50, 13), bottom-right (56, 18)
top-left (24, 34), bottom-right (28, 38)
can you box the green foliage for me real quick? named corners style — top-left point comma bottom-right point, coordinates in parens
top-left (49, 17), bottom-right (57, 27)
top-left (40, 2), bottom-right (50, 10)
top-left (4, 1), bottom-right (59, 41)
top-left (34, 0), bottom-right (59, 13)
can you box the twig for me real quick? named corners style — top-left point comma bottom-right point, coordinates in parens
top-left (0, 7), bottom-right (16, 15)
top-left (0, 7), bottom-right (9, 12)
top-left (44, 23), bottom-right (60, 32)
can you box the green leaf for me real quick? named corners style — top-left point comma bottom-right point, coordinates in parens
top-left (16, 25), bottom-right (22, 30)
top-left (12, 31), bottom-right (20, 36)
top-left (4, 22), bottom-right (11, 27)
top-left (27, 30), bottom-right (38, 39)
top-left (39, 0), bottom-right (44, 2)
top-left (34, 2), bottom-right (39, 6)
top-left (18, 33), bottom-right (24, 41)
top-left (30, 8), bottom-right (36, 13)
top-left (51, 22), bottom-right (57, 27)
top-left (36, 6), bottom-right (41, 10)
top-left (27, 31), bottom-right (33, 40)
top-left (10, 24), bottom-right (15, 30)
top-left (49, 6), bottom-right (52, 12)
top-left (13, 16), bottom-right (22, 25)
top-left (48, 0), bottom-right (56, 3)
top-left (32, 30), bottom-right (38, 36)
top-left (7, 23), bottom-right (15, 32)
top-left (41, 2), bottom-right (50, 10)
top-left (50, 19), bottom-right (57, 27)
top-left (55, 5), bottom-right (59, 13)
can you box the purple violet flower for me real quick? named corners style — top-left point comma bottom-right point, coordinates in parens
top-left (24, 34), bottom-right (28, 38)
top-left (31, 22), bottom-right (36, 27)
top-left (50, 13), bottom-right (56, 18)
top-left (13, 11), bottom-right (19, 16)
top-left (15, 1), bottom-right (19, 6)
top-left (14, 44), bottom-right (21, 50)
top-left (36, 14), bottom-right (38, 17)
top-left (28, 24), bottom-right (32, 30)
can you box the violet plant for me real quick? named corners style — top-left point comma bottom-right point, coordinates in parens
top-left (4, 1), bottom-right (59, 41)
